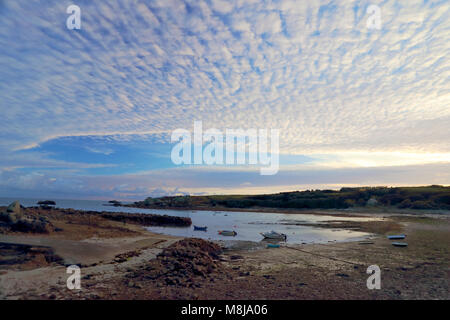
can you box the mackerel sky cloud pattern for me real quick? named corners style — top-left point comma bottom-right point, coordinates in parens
top-left (0, 0), bottom-right (449, 199)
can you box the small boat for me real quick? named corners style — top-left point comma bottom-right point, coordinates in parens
top-left (218, 230), bottom-right (237, 236)
top-left (392, 242), bottom-right (408, 247)
top-left (267, 243), bottom-right (280, 248)
top-left (358, 241), bottom-right (375, 245)
top-left (260, 231), bottom-right (287, 241)
top-left (387, 234), bottom-right (406, 240)
top-left (193, 225), bottom-right (207, 231)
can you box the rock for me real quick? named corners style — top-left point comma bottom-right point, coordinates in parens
top-left (100, 212), bottom-right (191, 227)
top-left (7, 201), bottom-right (22, 215)
top-left (0, 201), bottom-right (23, 224)
top-left (336, 273), bottom-right (350, 278)
top-left (132, 238), bottom-right (223, 288)
top-left (0, 211), bottom-right (15, 224)
top-left (11, 216), bottom-right (53, 233)
top-left (37, 200), bottom-right (56, 206)
top-left (400, 265), bottom-right (414, 271)
top-left (108, 200), bottom-right (122, 207)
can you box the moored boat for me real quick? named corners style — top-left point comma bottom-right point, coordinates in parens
top-left (387, 234), bottom-right (406, 240)
top-left (218, 230), bottom-right (237, 236)
top-left (392, 242), bottom-right (408, 247)
top-left (193, 225), bottom-right (207, 231)
top-left (260, 230), bottom-right (287, 241)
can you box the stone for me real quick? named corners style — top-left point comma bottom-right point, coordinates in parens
top-left (11, 217), bottom-right (53, 233)
top-left (0, 201), bottom-right (23, 224)
top-left (7, 201), bottom-right (21, 215)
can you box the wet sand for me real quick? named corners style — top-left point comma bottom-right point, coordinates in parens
top-left (0, 207), bottom-right (448, 300)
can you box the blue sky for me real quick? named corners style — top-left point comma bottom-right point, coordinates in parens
top-left (0, 0), bottom-right (449, 200)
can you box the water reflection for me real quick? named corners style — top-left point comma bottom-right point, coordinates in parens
top-left (146, 210), bottom-right (378, 244)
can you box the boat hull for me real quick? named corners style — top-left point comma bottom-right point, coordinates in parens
top-left (387, 234), bottom-right (406, 240)
top-left (218, 230), bottom-right (237, 236)
top-left (260, 232), bottom-right (287, 241)
top-left (392, 242), bottom-right (408, 247)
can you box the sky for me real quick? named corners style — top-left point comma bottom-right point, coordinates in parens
top-left (0, 0), bottom-right (449, 200)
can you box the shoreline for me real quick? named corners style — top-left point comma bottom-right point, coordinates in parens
top-left (1, 204), bottom-right (448, 299)
top-left (122, 203), bottom-right (450, 218)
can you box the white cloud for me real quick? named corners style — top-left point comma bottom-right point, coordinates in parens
top-left (0, 0), bottom-right (449, 198)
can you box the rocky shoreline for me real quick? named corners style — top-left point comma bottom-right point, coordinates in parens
top-left (0, 202), bottom-right (191, 235)
top-left (0, 201), bottom-right (448, 300)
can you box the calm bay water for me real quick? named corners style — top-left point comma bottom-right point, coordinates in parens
top-left (0, 197), bottom-right (378, 244)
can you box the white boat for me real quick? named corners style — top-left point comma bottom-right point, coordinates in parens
top-left (260, 231), bottom-right (287, 241)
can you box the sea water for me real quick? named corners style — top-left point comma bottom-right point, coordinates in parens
top-left (0, 197), bottom-right (379, 244)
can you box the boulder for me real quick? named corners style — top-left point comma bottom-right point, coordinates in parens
top-left (11, 217), bottom-right (53, 233)
top-left (0, 201), bottom-right (23, 223)
top-left (37, 200), bottom-right (56, 210)
top-left (7, 201), bottom-right (22, 215)
top-left (0, 201), bottom-right (53, 233)
top-left (0, 211), bottom-right (13, 223)
top-left (37, 200), bottom-right (56, 206)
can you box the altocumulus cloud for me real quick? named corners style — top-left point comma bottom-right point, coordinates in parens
top-left (0, 0), bottom-right (449, 199)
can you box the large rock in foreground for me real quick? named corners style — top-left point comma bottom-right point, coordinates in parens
top-left (127, 238), bottom-right (223, 288)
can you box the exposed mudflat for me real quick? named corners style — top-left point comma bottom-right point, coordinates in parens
top-left (0, 207), bottom-right (448, 300)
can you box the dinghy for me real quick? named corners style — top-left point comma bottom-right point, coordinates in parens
top-left (392, 242), bottom-right (408, 247)
top-left (193, 225), bottom-right (207, 231)
top-left (387, 234), bottom-right (406, 240)
top-left (218, 230), bottom-right (237, 236)
top-left (260, 231), bottom-right (287, 241)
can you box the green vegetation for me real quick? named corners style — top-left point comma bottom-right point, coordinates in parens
top-left (133, 186), bottom-right (450, 210)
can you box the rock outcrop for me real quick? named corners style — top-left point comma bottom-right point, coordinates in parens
top-left (100, 212), bottom-right (192, 227)
top-left (0, 201), bottom-right (54, 233)
top-left (37, 200), bottom-right (56, 209)
top-left (0, 200), bottom-right (23, 224)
